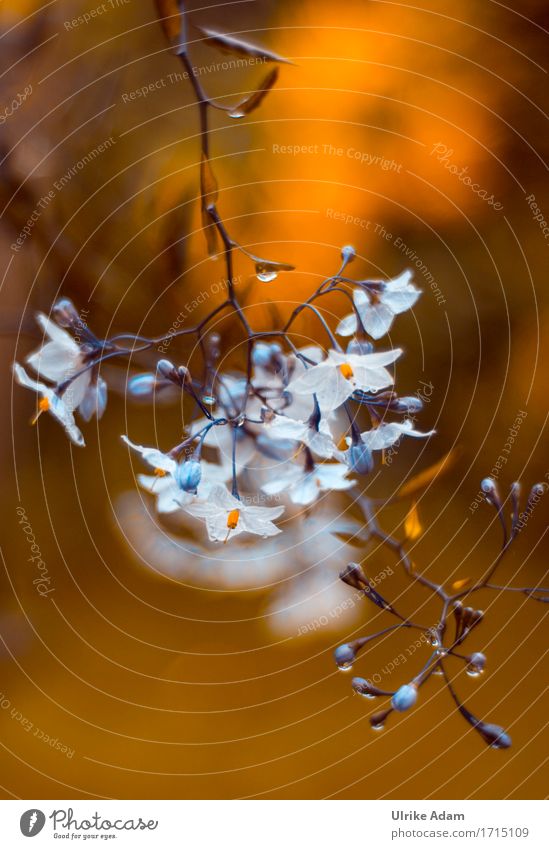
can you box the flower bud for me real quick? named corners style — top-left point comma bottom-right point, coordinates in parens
top-left (252, 342), bottom-right (273, 367)
top-left (481, 477), bottom-right (498, 497)
top-left (477, 722), bottom-right (511, 749)
top-left (52, 297), bottom-right (80, 328)
top-left (157, 359), bottom-right (176, 379)
top-left (341, 244), bottom-right (356, 263)
top-left (346, 338), bottom-right (373, 355)
top-left (347, 441), bottom-right (373, 475)
top-left (79, 377), bottom-right (107, 421)
top-left (128, 373), bottom-right (157, 397)
top-left (391, 395), bottom-right (423, 414)
top-left (174, 459), bottom-right (202, 493)
top-left (178, 366), bottom-right (192, 385)
top-left (352, 677), bottom-right (385, 698)
top-left (391, 683), bottom-right (418, 712)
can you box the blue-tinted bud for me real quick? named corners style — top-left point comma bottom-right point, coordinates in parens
top-left (391, 396), bottom-right (423, 414)
top-left (128, 373), bottom-right (156, 397)
top-left (481, 477), bottom-right (497, 495)
top-left (79, 377), bottom-right (107, 421)
top-left (174, 459), bottom-right (202, 493)
top-left (52, 297), bottom-right (79, 328)
top-left (478, 722), bottom-right (511, 749)
top-left (341, 244), bottom-right (356, 263)
top-left (391, 683), bottom-right (418, 712)
top-left (334, 643), bottom-right (356, 670)
top-left (347, 339), bottom-right (373, 355)
top-left (157, 359), bottom-right (175, 378)
top-left (252, 343), bottom-right (273, 367)
top-left (347, 442), bottom-right (373, 475)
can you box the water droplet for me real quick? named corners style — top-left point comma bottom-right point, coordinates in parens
top-left (336, 662), bottom-right (353, 672)
top-left (466, 665), bottom-right (483, 678)
top-left (235, 414), bottom-right (246, 427)
top-left (427, 628), bottom-right (441, 648)
top-left (202, 395), bottom-right (217, 406)
top-left (360, 692), bottom-right (375, 700)
top-left (432, 667), bottom-right (444, 676)
top-left (371, 722), bottom-right (384, 732)
top-left (256, 269), bottom-right (278, 283)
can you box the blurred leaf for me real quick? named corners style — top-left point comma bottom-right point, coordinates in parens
top-left (195, 25), bottom-right (292, 64)
top-left (154, 0), bottom-right (186, 55)
top-left (398, 448), bottom-right (459, 498)
top-left (229, 68), bottom-right (279, 118)
top-left (451, 577), bottom-right (472, 591)
top-left (200, 153), bottom-right (218, 210)
top-left (404, 501), bottom-right (422, 541)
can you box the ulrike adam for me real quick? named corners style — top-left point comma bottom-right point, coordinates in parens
top-left (391, 810), bottom-right (465, 821)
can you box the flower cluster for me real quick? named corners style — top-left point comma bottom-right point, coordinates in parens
top-left (12, 0), bottom-right (546, 752)
top-left (14, 271), bottom-right (431, 544)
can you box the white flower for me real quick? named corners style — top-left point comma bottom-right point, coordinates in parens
top-left (288, 348), bottom-right (402, 413)
top-left (26, 312), bottom-right (92, 411)
top-left (13, 363), bottom-right (85, 446)
top-left (261, 461), bottom-right (354, 505)
top-left (183, 484), bottom-right (285, 542)
top-left (138, 462), bottom-right (232, 514)
top-left (263, 414), bottom-right (341, 459)
top-left (336, 270), bottom-right (420, 339)
top-left (121, 435), bottom-right (231, 513)
top-left (188, 418), bottom-right (256, 471)
top-left (359, 419), bottom-right (435, 450)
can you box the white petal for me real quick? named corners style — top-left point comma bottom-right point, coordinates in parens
top-left (289, 475), bottom-right (320, 505)
top-left (26, 342), bottom-right (81, 383)
top-left (352, 365), bottom-right (395, 392)
top-left (316, 463), bottom-right (354, 490)
top-left (35, 313), bottom-right (80, 351)
top-left (121, 435), bottom-right (177, 473)
top-left (61, 370), bottom-right (91, 411)
top-left (361, 302), bottom-right (395, 339)
top-left (13, 362), bottom-right (48, 394)
top-left (335, 313), bottom-right (358, 337)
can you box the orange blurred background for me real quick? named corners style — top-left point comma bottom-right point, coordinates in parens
top-left (0, 0), bottom-right (547, 799)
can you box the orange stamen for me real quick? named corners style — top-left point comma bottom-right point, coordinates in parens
top-left (339, 363), bottom-right (354, 380)
top-left (223, 509), bottom-right (240, 544)
top-left (154, 468), bottom-right (167, 477)
top-left (227, 509), bottom-right (240, 530)
top-left (31, 396), bottom-right (50, 425)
